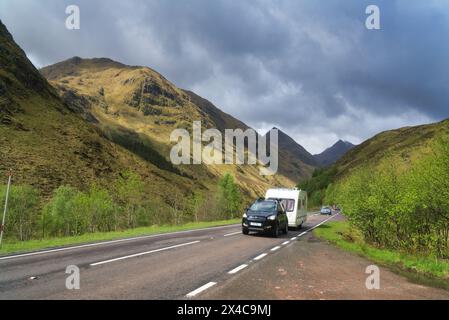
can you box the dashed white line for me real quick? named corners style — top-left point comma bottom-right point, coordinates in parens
top-left (186, 282), bottom-right (217, 298)
top-left (308, 214), bottom-right (339, 232)
top-left (228, 264), bottom-right (248, 274)
top-left (90, 240), bottom-right (200, 266)
top-left (183, 214), bottom-right (340, 298)
top-left (224, 231), bottom-right (241, 237)
top-left (254, 253), bottom-right (268, 261)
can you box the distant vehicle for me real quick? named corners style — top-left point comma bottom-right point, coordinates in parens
top-left (320, 206), bottom-right (332, 215)
top-left (265, 188), bottom-right (308, 229)
top-left (242, 199), bottom-right (288, 237)
top-left (332, 205), bottom-right (341, 214)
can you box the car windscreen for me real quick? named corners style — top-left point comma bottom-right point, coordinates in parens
top-left (250, 201), bottom-right (276, 212)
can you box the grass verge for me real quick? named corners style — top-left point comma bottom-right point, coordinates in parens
top-left (314, 221), bottom-right (449, 290)
top-left (0, 219), bottom-right (240, 256)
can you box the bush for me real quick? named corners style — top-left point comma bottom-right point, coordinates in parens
top-left (0, 185), bottom-right (40, 241)
top-left (327, 137), bottom-right (449, 258)
top-left (298, 167), bottom-right (337, 207)
top-left (217, 173), bottom-right (242, 219)
top-left (43, 185), bottom-right (115, 237)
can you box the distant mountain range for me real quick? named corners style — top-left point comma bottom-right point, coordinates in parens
top-left (0, 19), bottom-right (357, 203)
top-left (313, 140), bottom-right (355, 167)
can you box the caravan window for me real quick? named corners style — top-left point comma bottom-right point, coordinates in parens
top-left (282, 199), bottom-right (295, 212)
top-left (267, 198), bottom-right (296, 212)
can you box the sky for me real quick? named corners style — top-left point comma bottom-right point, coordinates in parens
top-left (1, 0), bottom-right (448, 154)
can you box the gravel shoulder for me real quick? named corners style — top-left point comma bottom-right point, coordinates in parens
top-left (201, 229), bottom-right (449, 300)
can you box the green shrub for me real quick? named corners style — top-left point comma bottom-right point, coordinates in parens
top-left (43, 185), bottom-right (115, 236)
top-left (217, 173), bottom-right (242, 219)
top-left (327, 137), bottom-right (449, 258)
top-left (0, 185), bottom-right (40, 241)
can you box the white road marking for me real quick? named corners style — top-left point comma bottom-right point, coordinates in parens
top-left (186, 282), bottom-right (217, 298)
top-left (0, 224), bottom-right (239, 261)
top-left (228, 264), bottom-right (248, 274)
top-left (224, 231), bottom-right (241, 237)
top-left (308, 214), bottom-right (339, 232)
top-left (90, 240), bottom-right (200, 266)
top-left (254, 253), bottom-right (267, 261)
top-left (296, 214), bottom-right (339, 239)
top-left (222, 214), bottom-right (339, 286)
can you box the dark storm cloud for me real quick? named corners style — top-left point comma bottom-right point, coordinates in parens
top-left (1, 0), bottom-right (448, 153)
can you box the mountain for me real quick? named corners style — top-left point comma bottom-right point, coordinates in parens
top-left (40, 56), bottom-right (315, 196)
top-left (264, 128), bottom-right (316, 180)
top-left (313, 140), bottom-right (355, 167)
top-left (0, 20), bottom-right (201, 200)
top-left (335, 120), bottom-right (449, 178)
top-left (299, 118), bottom-right (449, 205)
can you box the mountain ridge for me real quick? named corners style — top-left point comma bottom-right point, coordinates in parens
top-left (0, 20), bottom-right (200, 200)
top-left (313, 139), bottom-right (355, 167)
top-left (40, 55), bottom-right (316, 195)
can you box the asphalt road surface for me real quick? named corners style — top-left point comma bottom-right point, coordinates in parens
top-left (1, 213), bottom-right (447, 300)
top-left (0, 212), bottom-right (333, 299)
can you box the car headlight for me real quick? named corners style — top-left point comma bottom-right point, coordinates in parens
top-left (267, 215), bottom-right (276, 221)
top-left (243, 213), bottom-right (247, 218)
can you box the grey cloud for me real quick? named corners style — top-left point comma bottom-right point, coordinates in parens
top-left (1, 0), bottom-right (448, 153)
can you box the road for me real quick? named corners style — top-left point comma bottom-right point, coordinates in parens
top-left (0, 212), bottom-right (331, 299)
top-left (2, 212), bottom-right (447, 300)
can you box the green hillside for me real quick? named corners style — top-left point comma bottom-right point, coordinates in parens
top-left (0, 20), bottom-right (198, 201)
top-left (299, 118), bottom-right (449, 206)
top-left (40, 56), bottom-right (315, 196)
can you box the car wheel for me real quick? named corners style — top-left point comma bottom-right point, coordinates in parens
top-left (272, 224), bottom-right (280, 238)
top-left (242, 227), bottom-right (249, 235)
top-left (283, 222), bottom-right (288, 234)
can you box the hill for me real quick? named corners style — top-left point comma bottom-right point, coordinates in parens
top-left (40, 56), bottom-right (315, 196)
top-left (313, 140), bottom-right (355, 167)
top-left (299, 118), bottom-right (449, 205)
top-left (0, 20), bottom-right (199, 202)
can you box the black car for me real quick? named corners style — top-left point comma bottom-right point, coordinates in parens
top-left (242, 199), bottom-right (288, 237)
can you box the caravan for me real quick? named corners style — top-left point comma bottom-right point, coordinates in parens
top-left (265, 188), bottom-right (307, 229)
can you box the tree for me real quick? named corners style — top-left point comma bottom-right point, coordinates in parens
top-left (113, 170), bottom-right (145, 229)
top-left (1, 185), bottom-right (40, 241)
top-left (217, 173), bottom-right (242, 219)
top-left (42, 185), bottom-right (79, 237)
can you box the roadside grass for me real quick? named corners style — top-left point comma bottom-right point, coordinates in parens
top-left (0, 219), bottom-right (240, 256)
top-left (314, 221), bottom-right (449, 290)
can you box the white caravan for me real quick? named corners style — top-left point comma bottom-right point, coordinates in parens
top-left (265, 188), bottom-right (308, 229)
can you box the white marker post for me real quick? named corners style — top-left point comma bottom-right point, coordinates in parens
top-left (0, 169), bottom-right (13, 248)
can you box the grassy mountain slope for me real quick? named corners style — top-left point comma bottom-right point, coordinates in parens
top-left (313, 140), bottom-right (355, 167)
top-left (0, 20), bottom-right (196, 201)
top-left (265, 128), bottom-right (316, 181)
top-left (41, 56), bottom-right (315, 196)
top-left (299, 118), bottom-right (449, 205)
top-left (335, 119), bottom-right (449, 178)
